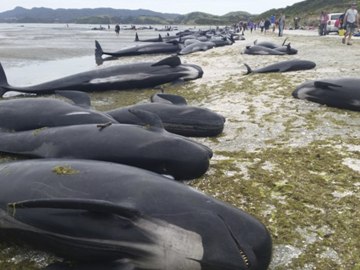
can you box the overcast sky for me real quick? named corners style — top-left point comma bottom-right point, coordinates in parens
top-left (0, 0), bottom-right (305, 15)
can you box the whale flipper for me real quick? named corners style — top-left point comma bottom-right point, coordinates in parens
top-left (43, 261), bottom-right (136, 270)
top-left (55, 90), bottom-right (92, 108)
top-left (8, 198), bottom-right (141, 220)
top-left (128, 108), bottom-right (164, 130)
top-left (151, 93), bottom-right (187, 105)
top-left (314, 81), bottom-right (342, 89)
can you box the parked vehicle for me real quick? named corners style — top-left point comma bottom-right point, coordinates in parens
top-left (326, 13), bottom-right (343, 33)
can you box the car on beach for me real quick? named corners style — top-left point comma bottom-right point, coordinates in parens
top-left (326, 12), bottom-right (343, 34)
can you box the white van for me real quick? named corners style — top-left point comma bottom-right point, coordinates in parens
top-left (326, 13), bottom-right (343, 33)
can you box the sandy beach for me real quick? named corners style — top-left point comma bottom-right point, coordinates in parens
top-left (0, 24), bottom-right (359, 269)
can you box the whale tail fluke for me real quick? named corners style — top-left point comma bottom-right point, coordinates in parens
top-left (243, 63), bottom-right (252, 75)
top-left (95, 40), bottom-right (103, 57)
top-left (0, 63), bottom-right (9, 96)
top-left (95, 40), bottom-right (104, 66)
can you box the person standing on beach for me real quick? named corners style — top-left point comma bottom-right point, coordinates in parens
top-left (278, 13), bottom-right (285, 37)
top-left (264, 18), bottom-right (271, 34)
top-left (319, 11), bottom-right (329, 35)
top-left (342, 3), bottom-right (359, 45)
top-left (270, 14), bottom-right (276, 32)
top-left (259, 19), bottom-right (265, 33)
top-left (115, 24), bottom-right (120, 35)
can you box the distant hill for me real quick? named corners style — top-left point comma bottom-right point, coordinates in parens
top-left (0, 6), bottom-right (179, 24)
top-left (1, 1), bottom-right (357, 26)
top-left (0, 6), bottom-right (252, 25)
top-left (173, 11), bottom-right (253, 25)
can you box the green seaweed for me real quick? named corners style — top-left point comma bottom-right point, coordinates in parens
top-left (52, 165), bottom-right (79, 175)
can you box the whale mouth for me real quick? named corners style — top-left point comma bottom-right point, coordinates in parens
top-left (218, 214), bottom-right (251, 269)
top-left (239, 248), bottom-right (250, 268)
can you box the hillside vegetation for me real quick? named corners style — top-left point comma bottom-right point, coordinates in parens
top-left (258, 0), bottom-right (359, 28)
top-left (0, 0), bottom-right (359, 26)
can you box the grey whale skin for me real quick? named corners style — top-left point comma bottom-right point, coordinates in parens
top-left (0, 119), bottom-right (212, 180)
top-left (107, 93), bottom-right (225, 137)
top-left (0, 93), bottom-right (118, 132)
top-left (95, 40), bottom-right (180, 59)
top-left (0, 56), bottom-right (203, 96)
top-left (0, 159), bottom-right (272, 270)
top-left (244, 60), bottom-right (316, 74)
top-left (292, 78), bottom-right (360, 111)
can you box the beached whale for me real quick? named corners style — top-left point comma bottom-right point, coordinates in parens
top-left (243, 45), bottom-right (286, 55)
top-left (135, 33), bottom-right (163, 42)
top-left (253, 38), bottom-right (288, 49)
top-left (95, 40), bottom-right (180, 61)
top-left (107, 93), bottom-right (226, 137)
top-left (245, 38), bottom-right (297, 55)
top-left (292, 78), bottom-right (360, 111)
top-left (0, 91), bottom-right (117, 132)
top-left (273, 43), bottom-right (298, 55)
top-left (0, 56), bottom-right (203, 96)
top-left (0, 111), bottom-right (212, 180)
top-left (178, 40), bottom-right (216, 55)
top-left (244, 60), bottom-right (316, 74)
top-left (0, 159), bottom-right (272, 270)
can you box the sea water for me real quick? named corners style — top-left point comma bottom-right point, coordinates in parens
top-left (0, 23), bottom-right (188, 86)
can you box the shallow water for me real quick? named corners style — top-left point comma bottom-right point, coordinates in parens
top-left (0, 23), bottom-right (186, 85)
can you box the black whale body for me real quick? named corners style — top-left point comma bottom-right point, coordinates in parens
top-left (0, 56), bottom-right (203, 96)
top-left (107, 93), bottom-right (225, 137)
top-left (243, 45), bottom-right (286, 55)
top-left (292, 78), bottom-right (360, 111)
top-left (0, 92), bottom-right (117, 132)
top-left (244, 60), bottom-right (316, 74)
top-left (245, 38), bottom-right (297, 55)
top-left (0, 119), bottom-right (212, 180)
top-left (95, 40), bottom-right (180, 59)
top-left (0, 159), bottom-right (272, 270)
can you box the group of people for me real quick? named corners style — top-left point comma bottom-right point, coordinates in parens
top-left (237, 14), bottom-right (285, 37)
top-left (320, 3), bottom-right (358, 45)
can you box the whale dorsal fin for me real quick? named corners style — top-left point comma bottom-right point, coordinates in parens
top-left (8, 198), bottom-right (141, 220)
top-left (55, 90), bottom-right (91, 109)
top-left (128, 108), bottom-right (164, 130)
top-left (151, 56), bottom-right (181, 67)
top-left (151, 93), bottom-right (187, 105)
